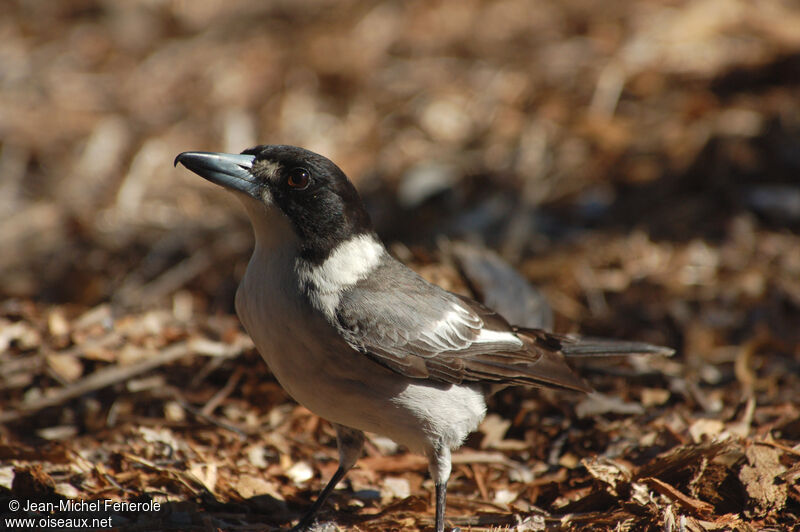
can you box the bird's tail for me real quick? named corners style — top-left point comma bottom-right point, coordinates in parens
top-left (516, 327), bottom-right (675, 358)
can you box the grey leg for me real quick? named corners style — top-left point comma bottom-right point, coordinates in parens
top-left (291, 425), bottom-right (365, 531)
top-left (435, 481), bottom-right (447, 532)
top-left (427, 445), bottom-right (459, 532)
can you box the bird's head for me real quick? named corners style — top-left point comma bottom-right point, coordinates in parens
top-left (175, 145), bottom-right (374, 262)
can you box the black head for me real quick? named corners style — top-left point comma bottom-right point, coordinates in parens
top-left (175, 145), bottom-right (374, 262)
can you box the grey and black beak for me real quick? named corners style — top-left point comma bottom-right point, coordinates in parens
top-left (174, 151), bottom-right (259, 198)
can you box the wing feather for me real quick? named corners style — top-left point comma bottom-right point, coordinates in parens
top-left (330, 258), bottom-right (593, 391)
top-left (328, 256), bottom-right (670, 393)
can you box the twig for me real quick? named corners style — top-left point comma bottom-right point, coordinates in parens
top-left (0, 341), bottom-right (193, 423)
top-left (451, 450), bottom-right (515, 465)
top-left (123, 453), bottom-right (203, 496)
top-left (640, 476), bottom-right (714, 517)
top-left (201, 366), bottom-right (243, 417)
top-left (755, 439), bottom-right (800, 458)
top-left (173, 396), bottom-right (248, 439)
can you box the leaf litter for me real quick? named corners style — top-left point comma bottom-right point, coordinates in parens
top-left (2, 0), bottom-right (800, 530)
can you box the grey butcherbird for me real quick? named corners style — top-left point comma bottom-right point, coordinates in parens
top-left (175, 145), bottom-right (673, 532)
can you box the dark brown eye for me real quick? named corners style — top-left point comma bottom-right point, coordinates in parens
top-left (287, 167), bottom-right (310, 189)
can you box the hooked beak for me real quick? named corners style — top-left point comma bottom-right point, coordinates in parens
top-left (174, 151), bottom-right (259, 198)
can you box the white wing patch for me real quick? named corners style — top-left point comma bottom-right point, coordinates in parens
top-left (474, 328), bottom-right (524, 346)
top-left (418, 304), bottom-right (523, 353)
top-left (297, 234), bottom-right (386, 318)
top-left (419, 307), bottom-right (478, 351)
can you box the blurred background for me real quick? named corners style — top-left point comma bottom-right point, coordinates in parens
top-left (2, 0), bottom-right (800, 529)
top-left (3, 0), bottom-right (800, 311)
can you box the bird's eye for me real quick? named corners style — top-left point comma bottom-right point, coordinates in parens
top-left (287, 167), bottom-right (310, 189)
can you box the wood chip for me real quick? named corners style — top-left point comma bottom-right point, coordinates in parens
top-left (640, 477), bottom-right (714, 517)
top-left (739, 442), bottom-right (788, 515)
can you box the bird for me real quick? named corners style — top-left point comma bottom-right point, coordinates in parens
top-left (175, 145), bottom-right (673, 532)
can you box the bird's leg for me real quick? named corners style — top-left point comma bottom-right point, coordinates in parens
top-left (427, 445), bottom-right (459, 532)
top-left (291, 425), bottom-right (364, 531)
top-left (435, 481), bottom-right (447, 532)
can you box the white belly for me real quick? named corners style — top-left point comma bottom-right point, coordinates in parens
top-left (235, 243), bottom-right (486, 453)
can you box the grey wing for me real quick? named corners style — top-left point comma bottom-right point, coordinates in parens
top-left (333, 259), bottom-right (593, 392)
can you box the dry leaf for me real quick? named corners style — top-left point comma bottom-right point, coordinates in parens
top-left (582, 456), bottom-right (632, 495)
top-left (382, 476), bottom-right (411, 501)
top-left (575, 392), bottom-right (645, 418)
top-left (480, 413), bottom-right (512, 449)
top-left (739, 443), bottom-right (787, 515)
top-left (234, 475), bottom-right (283, 500)
top-left (45, 353), bottom-right (83, 382)
top-left (286, 461), bottom-right (314, 484)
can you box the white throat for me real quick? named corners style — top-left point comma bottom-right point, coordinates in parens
top-left (296, 234), bottom-right (386, 319)
top-left (238, 195), bottom-right (299, 253)
top-left (237, 195), bottom-right (386, 321)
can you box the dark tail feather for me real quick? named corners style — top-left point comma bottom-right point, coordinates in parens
top-left (517, 328), bottom-right (675, 358)
top-left (561, 337), bottom-right (674, 357)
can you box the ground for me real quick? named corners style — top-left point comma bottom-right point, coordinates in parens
top-left (1, 1), bottom-right (799, 530)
